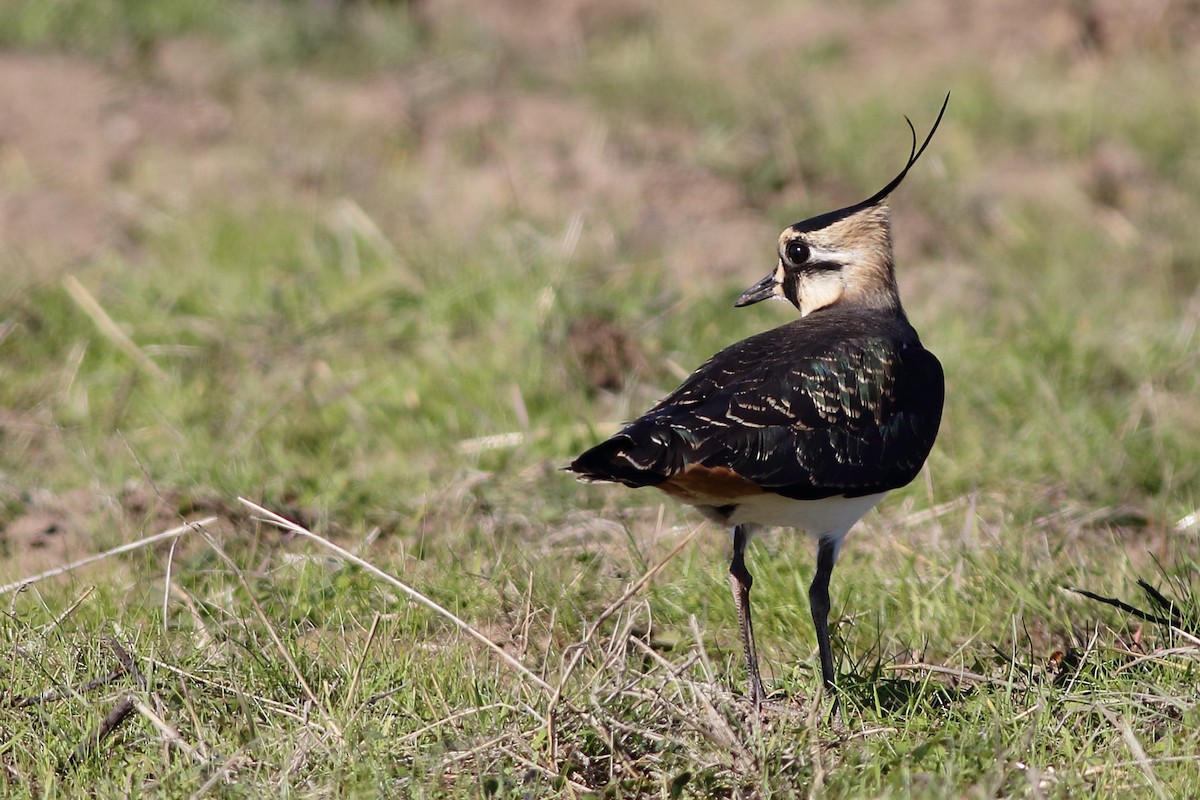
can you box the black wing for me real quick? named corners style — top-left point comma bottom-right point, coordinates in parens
top-left (569, 316), bottom-right (944, 501)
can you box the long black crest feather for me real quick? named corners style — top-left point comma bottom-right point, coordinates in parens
top-left (858, 92), bottom-right (950, 209)
top-left (789, 92), bottom-right (950, 233)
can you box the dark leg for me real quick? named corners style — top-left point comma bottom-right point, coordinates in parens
top-left (809, 536), bottom-right (838, 689)
top-left (729, 524), bottom-right (765, 708)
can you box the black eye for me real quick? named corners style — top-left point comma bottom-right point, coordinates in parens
top-left (783, 239), bottom-right (810, 266)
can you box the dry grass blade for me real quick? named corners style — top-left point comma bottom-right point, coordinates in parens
top-left (806, 684), bottom-right (830, 798)
top-left (41, 586), bottom-right (94, 634)
top-left (499, 745), bottom-right (593, 794)
top-left (884, 662), bottom-right (1021, 689)
top-left (626, 634), bottom-right (749, 760)
top-left (1169, 626), bottom-right (1200, 647)
top-left (346, 613), bottom-right (381, 711)
top-left (132, 696), bottom-right (207, 763)
top-left (188, 751), bottom-right (248, 800)
top-left (0, 518), bottom-right (217, 596)
top-left (547, 524), bottom-right (702, 762)
top-left (140, 656), bottom-right (320, 725)
top-left (554, 525), bottom-right (702, 690)
top-left (1084, 755), bottom-right (1200, 777)
top-left (396, 704), bottom-right (529, 745)
top-left (1099, 706), bottom-right (1169, 800)
top-left (237, 497), bottom-right (554, 697)
top-left (169, 583), bottom-right (215, 650)
top-left (1113, 646), bottom-right (1200, 674)
top-left (195, 524), bottom-right (344, 740)
top-left (62, 274), bottom-right (167, 380)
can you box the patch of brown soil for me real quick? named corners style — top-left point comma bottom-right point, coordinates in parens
top-left (0, 480), bottom-right (370, 586)
top-left (567, 314), bottom-right (647, 394)
top-left (1, 488), bottom-right (104, 579)
top-left (0, 47), bottom-right (240, 279)
top-left (0, 29), bottom-right (770, 291)
top-left (0, 55), bottom-right (122, 270)
top-left (434, 0), bottom-right (653, 53)
top-left (5, 0), bottom-right (1197, 288)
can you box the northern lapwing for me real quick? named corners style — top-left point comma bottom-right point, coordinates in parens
top-left (568, 97), bottom-right (948, 708)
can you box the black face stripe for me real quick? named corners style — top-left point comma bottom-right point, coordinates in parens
top-left (782, 260), bottom-right (841, 306)
top-left (783, 272), bottom-right (801, 307)
top-left (804, 260), bottom-right (842, 272)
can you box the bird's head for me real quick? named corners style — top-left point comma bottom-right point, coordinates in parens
top-left (736, 95), bottom-right (949, 318)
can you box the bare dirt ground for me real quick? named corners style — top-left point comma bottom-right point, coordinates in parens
top-left (2, 0), bottom-right (1189, 280)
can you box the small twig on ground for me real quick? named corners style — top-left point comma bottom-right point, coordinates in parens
top-left (10, 636), bottom-right (142, 708)
top-left (1136, 579), bottom-right (1186, 626)
top-left (9, 668), bottom-right (126, 709)
top-left (66, 694), bottom-right (137, 767)
top-left (0, 518), bottom-right (217, 596)
top-left (104, 636), bottom-right (145, 688)
top-left (1073, 584), bottom-right (1200, 645)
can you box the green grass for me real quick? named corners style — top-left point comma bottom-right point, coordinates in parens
top-left (2, 0), bottom-right (1199, 796)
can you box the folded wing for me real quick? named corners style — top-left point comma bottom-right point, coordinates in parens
top-left (568, 318), bottom-right (944, 501)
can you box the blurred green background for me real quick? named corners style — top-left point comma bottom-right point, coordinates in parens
top-left (1, 1), bottom-right (1198, 796)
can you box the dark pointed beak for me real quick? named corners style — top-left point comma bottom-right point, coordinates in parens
top-left (734, 272), bottom-right (779, 307)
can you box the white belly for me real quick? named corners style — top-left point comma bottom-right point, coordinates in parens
top-left (721, 491), bottom-right (887, 538)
